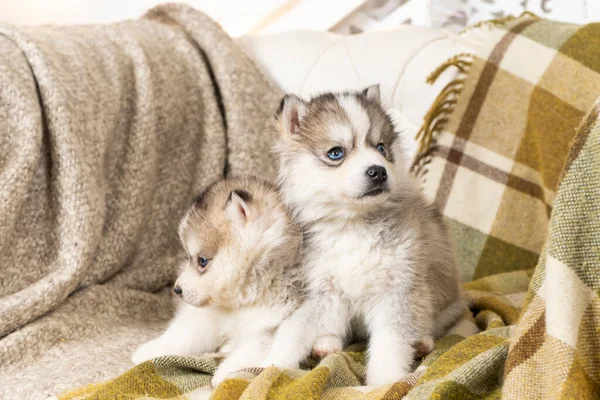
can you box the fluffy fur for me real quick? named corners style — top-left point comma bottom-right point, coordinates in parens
top-left (261, 86), bottom-right (465, 386)
top-left (132, 177), bottom-right (303, 386)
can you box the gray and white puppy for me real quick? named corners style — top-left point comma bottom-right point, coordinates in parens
top-left (261, 86), bottom-right (465, 386)
top-left (132, 177), bottom-right (303, 386)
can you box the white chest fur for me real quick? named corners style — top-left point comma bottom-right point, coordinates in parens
top-left (304, 218), bottom-right (415, 308)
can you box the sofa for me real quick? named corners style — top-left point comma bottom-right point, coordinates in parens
top-left (1, 5), bottom-right (599, 399)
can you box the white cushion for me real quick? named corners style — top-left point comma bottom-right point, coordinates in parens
top-left (238, 27), bottom-right (473, 161)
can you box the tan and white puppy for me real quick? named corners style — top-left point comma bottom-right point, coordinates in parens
top-left (261, 86), bottom-right (465, 386)
top-left (132, 177), bottom-right (302, 386)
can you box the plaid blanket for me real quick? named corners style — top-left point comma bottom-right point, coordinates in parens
top-left (502, 97), bottom-right (600, 400)
top-left (418, 14), bottom-right (600, 282)
top-left (57, 15), bottom-right (600, 399)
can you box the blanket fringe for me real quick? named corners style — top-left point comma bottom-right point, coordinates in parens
top-left (411, 12), bottom-right (539, 177)
top-left (426, 53), bottom-right (473, 84)
top-left (411, 53), bottom-right (474, 176)
top-left (459, 11), bottom-right (539, 35)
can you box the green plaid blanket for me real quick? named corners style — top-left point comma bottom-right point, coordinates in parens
top-left (502, 102), bottom-right (600, 399)
top-left (58, 15), bottom-right (600, 399)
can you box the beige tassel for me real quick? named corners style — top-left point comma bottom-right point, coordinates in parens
top-left (460, 11), bottom-right (539, 35)
top-left (411, 53), bottom-right (474, 174)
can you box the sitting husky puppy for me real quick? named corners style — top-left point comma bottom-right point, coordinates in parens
top-left (132, 177), bottom-right (302, 386)
top-left (261, 86), bottom-right (465, 386)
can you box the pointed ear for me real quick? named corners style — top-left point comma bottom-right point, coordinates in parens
top-left (276, 94), bottom-right (307, 136)
top-left (362, 84), bottom-right (381, 102)
top-left (226, 189), bottom-right (252, 224)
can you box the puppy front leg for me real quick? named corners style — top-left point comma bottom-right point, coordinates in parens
top-left (132, 303), bottom-right (222, 364)
top-left (312, 295), bottom-right (350, 358)
top-left (365, 297), bottom-right (425, 387)
top-left (211, 332), bottom-right (273, 386)
top-left (260, 299), bottom-right (321, 369)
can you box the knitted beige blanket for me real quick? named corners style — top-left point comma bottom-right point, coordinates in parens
top-left (0, 4), bottom-right (281, 398)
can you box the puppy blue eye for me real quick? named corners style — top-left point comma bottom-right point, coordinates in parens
top-left (198, 257), bottom-right (209, 268)
top-left (327, 147), bottom-right (345, 160)
top-left (376, 143), bottom-right (386, 156)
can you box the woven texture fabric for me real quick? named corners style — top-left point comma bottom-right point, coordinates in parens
top-left (0, 4), bottom-right (281, 398)
top-left (503, 101), bottom-right (600, 399)
top-left (57, 286), bottom-right (517, 399)
top-left (419, 15), bottom-right (600, 282)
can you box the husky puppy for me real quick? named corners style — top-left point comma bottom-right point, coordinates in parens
top-left (132, 177), bottom-right (302, 386)
top-left (261, 86), bottom-right (465, 386)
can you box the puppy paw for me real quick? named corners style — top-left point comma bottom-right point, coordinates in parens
top-left (211, 366), bottom-right (231, 388)
top-left (366, 365), bottom-right (411, 387)
top-left (259, 357), bottom-right (298, 370)
top-left (131, 339), bottom-right (168, 365)
top-left (311, 334), bottom-right (343, 359)
top-left (413, 336), bottom-right (434, 358)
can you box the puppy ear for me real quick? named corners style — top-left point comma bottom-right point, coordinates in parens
top-left (362, 84), bottom-right (381, 102)
top-left (276, 94), bottom-right (307, 136)
top-left (226, 189), bottom-right (252, 224)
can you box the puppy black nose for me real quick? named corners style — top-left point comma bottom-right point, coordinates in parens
top-left (173, 285), bottom-right (183, 296)
top-left (366, 165), bottom-right (387, 183)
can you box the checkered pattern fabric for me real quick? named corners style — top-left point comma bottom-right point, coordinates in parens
top-left (503, 102), bottom-right (600, 399)
top-left (419, 14), bottom-right (600, 282)
top-left (57, 15), bottom-right (600, 399)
